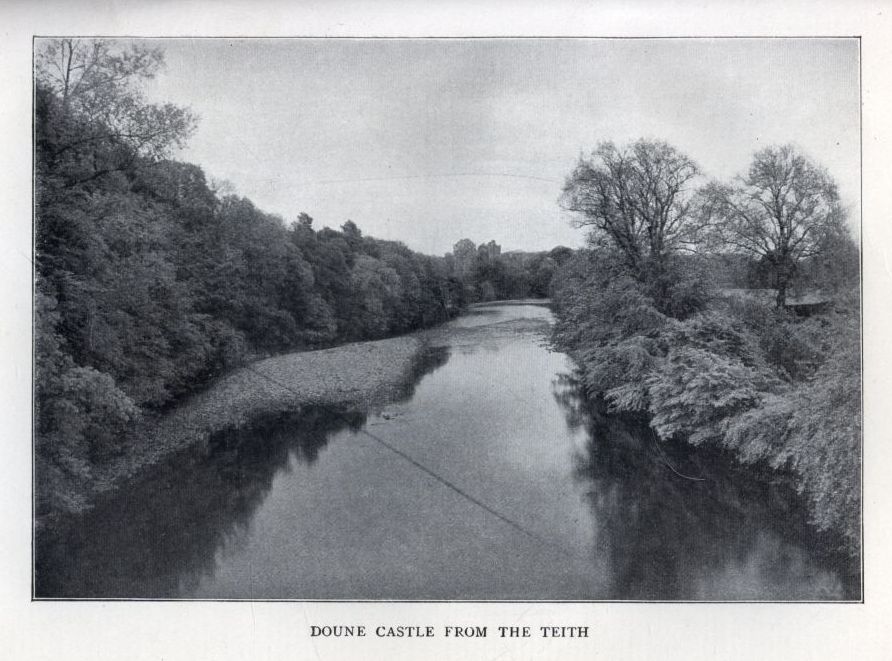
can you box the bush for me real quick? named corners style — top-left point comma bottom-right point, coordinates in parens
top-left (41, 366), bottom-right (140, 462)
top-left (550, 246), bottom-right (861, 556)
top-left (780, 320), bottom-right (861, 551)
top-left (722, 393), bottom-right (796, 465)
top-left (725, 297), bottom-right (826, 381)
top-left (646, 345), bottom-right (783, 445)
top-left (551, 250), bottom-right (672, 412)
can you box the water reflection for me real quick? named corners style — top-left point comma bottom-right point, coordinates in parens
top-left (36, 304), bottom-right (858, 601)
top-left (35, 346), bottom-right (450, 598)
top-left (553, 371), bottom-right (859, 601)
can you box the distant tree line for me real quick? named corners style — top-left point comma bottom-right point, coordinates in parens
top-left (553, 138), bottom-right (860, 555)
top-left (33, 40), bottom-right (476, 515)
top-left (445, 238), bottom-right (573, 302)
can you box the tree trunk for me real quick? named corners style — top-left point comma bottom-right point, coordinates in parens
top-left (775, 281), bottom-right (787, 308)
top-left (775, 260), bottom-right (790, 308)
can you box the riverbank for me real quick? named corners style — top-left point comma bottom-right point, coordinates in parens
top-left (549, 251), bottom-right (861, 558)
top-left (36, 301), bottom-right (856, 601)
top-left (469, 298), bottom-right (551, 307)
top-left (43, 334), bottom-right (430, 524)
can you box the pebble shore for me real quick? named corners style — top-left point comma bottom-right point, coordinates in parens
top-left (86, 335), bottom-right (427, 504)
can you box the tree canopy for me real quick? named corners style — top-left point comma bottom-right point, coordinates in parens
top-left (551, 137), bottom-right (860, 556)
top-left (33, 38), bottom-right (478, 517)
top-left (561, 139), bottom-right (704, 284)
top-left (36, 39), bottom-right (197, 188)
top-left (703, 145), bottom-right (846, 307)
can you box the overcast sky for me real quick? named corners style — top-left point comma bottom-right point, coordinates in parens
top-left (144, 38), bottom-right (860, 255)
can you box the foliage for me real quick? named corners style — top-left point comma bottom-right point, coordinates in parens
top-left (645, 254), bottom-right (713, 320)
top-left (444, 238), bottom-right (565, 302)
top-left (797, 220), bottom-right (861, 295)
top-left (35, 292), bottom-right (140, 515)
top-left (702, 145), bottom-right (847, 307)
top-left (551, 249), bottom-right (670, 411)
top-left (721, 312), bottom-right (860, 550)
top-left (551, 138), bottom-right (861, 556)
top-left (561, 139), bottom-right (705, 292)
top-left (779, 314), bottom-right (861, 548)
top-left (722, 394), bottom-right (797, 465)
top-left (33, 39), bottom-right (465, 517)
top-left (646, 345), bottom-right (783, 445)
top-left (724, 297), bottom-right (829, 381)
top-left (36, 39), bottom-right (197, 188)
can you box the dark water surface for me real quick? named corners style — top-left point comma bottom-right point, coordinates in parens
top-left (36, 304), bottom-right (858, 600)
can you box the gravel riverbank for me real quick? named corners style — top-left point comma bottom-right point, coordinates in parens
top-left (82, 334), bottom-right (428, 506)
top-left (48, 300), bottom-right (553, 519)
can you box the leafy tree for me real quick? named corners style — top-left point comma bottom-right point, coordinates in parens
top-left (561, 139), bottom-right (703, 297)
top-left (36, 39), bottom-right (197, 186)
top-left (526, 254), bottom-right (556, 297)
top-left (350, 255), bottom-right (402, 338)
top-left (446, 238), bottom-right (563, 302)
top-left (34, 39), bottom-right (466, 519)
top-left (646, 345), bottom-right (781, 445)
top-left (797, 220), bottom-right (860, 296)
top-left (779, 315), bottom-right (860, 549)
top-left (551, 139), bottom-right (861, 557)
top-left (702, 145), bottom-right (846, 307)
top-left (548, 245), bottom-right (575, 266)
top-left (721, 310), bottom-right (860, 552)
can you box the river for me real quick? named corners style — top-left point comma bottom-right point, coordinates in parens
top-left (35, 303), bottom-right (859, 600)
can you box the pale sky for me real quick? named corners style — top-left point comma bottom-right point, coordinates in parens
top-left (143, 38), bottom-right (860, 255)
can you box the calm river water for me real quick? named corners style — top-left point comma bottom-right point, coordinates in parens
top-left (36, 303), bottom-right (859, 600)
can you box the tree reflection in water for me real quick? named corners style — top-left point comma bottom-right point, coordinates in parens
top-left (36, 345), bottom-right (858, 601)
top-left (35, 345), bottom-right (450, 599)
top-left (552, 371), bottom-right (859, 601)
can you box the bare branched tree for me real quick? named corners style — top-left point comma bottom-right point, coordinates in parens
top-left (702, 145), bottom-right (845, 307)
top-left (561, 139), bottom-right (703, 284)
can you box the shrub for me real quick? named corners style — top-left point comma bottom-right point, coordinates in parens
top-left (780, 320), bottom-right (861, 552)
top-left (725, 297), bottom-right (826, 381)
top-left (551, 246), bottom-right (861, 555)
top-left (646, 345), bottom-right (783, 445)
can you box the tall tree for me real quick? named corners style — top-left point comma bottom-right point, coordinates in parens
top-left (35, 38), bottom-right (197, 186)
top-left (561, 139), bottom-right (703, 288)
top-left (703, 145), bottom-right (846, 307)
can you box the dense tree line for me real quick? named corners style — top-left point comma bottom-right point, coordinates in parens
top-left (445, 238), bottom-right (573, 302)
top-left (34, 40), bottom-right (465, 515)
top-left (552, 139), bottom-right (860, 555)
